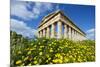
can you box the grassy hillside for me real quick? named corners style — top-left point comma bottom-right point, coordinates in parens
top-left (10, 31), bottom-right (95, 66)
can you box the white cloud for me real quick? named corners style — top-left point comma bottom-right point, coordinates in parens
top-left (86, 28), bottom-right (95, 40)
top-left (11, 1), bottom-right (53, 20)
top-left (10, 19), bottom-right (38, 38)
top-left (86, 28), bottom-right (95, 33)
top-left (11, 2), bottom-right (35, 20)
top-left (34, 2), bottom-right (53, 11)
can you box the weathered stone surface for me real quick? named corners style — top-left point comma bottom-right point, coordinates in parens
top-left (38, 10), bottom-right (86, 41)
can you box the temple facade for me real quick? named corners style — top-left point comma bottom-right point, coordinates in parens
top-left (38, 10), bottom-right (86, 41)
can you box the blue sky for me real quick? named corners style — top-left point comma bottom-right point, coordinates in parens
top-left (10, 1), bottom-right (95, 40)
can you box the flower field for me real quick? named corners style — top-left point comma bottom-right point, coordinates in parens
top-left (10, 31), bottom-right (95, 66)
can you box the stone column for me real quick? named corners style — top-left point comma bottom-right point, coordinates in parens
top-left (64, 24), bottom-right (67, 38)
top-left (51, 23), bottom-right (55, 38)
top-left (76, 32), bottom-right (79, 41)
top-left (68, 26), bottom-right (71, 39)
top-left (83, 36), bottom-right (84, 40)
top-left (58, 21), bottom-right (62, 38)
top-left (73, 30), bottom-right (75, 40)
top-left (82, 36), bottom-right (83, 40)
top-left (46, 27), bottom-right (50, 38)
top-left (40, 30), bottom-right (42, 37)
top-left (77, 32), bottom-right (79, 41)
top-left (38, 31), bottom-right (40, 37)
top-left (77, 32), bottom-right (78, 40)
top-left (71, 29), bottom-right (73, 40)
top-left (72, 29), bottom-right (74, 40)
top-left (39, 31), bottom-right (41, 37)
top-left (80, 34), bottom-right (82, 41)
top-left (78, 33), bottom-right (80, 40)
top-left (74, 31), bottom-right (77, 41)
top-left (79, 34), bottom-right (81, 41)
top-left (82, 36), bottom-right (84, 40)
top-left (78, 33), bottom-right (80, 41)
top-left (43, 29), bottom-right (46, 37)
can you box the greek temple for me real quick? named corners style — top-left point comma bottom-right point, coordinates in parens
top-left (38, 10), bottom-right (86, 41)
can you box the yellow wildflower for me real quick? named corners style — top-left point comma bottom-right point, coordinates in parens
top-left (38, 42), bottom-right (41, 45)
top-left (28, 63), bottom-right (32, 66)
top-left (43, 40), bottom-right (45, 42)
top-left (39, 48), bottom-right (42, 51)
top-left (39, 52), bottom-right (42, 55)
top-left (30, 48), bottom-right (34, 50)
top-left (60, 56), bottom-right (63, 59)
top-left (58, 59), bottom-right (63, 64)
top-left (46, 60), bottom-right (48, 62)
top-left (78, 58), bottom-right (82, 62)
top-left (25, 48), bottom-right (30, 50)
top-left (64, 58), bottom-right (69, 62)
top-left (27, 51), bottom-right (31, 55)
top-left (34, 61), bottom-right (38, 64)
top-left (24, 56), bottom-right (28, 61)
top-left (49, 44), bottom-right (51, 46)
top-left (16, 60), bottom-right (22, 64)
top-left (34, 45), bottom-right (36, 47)
top-left (52, 59), bottom-right (57, 63)
top-left (50, 49), bottom-right (53, 52)
top-left (34, 57), bottom-right (37, 60)
top-left (69, 55), bottom-right (73, 58)
top-left (48, 58), bottom-right (51, 60)
top-left (46, 54), bottom-right (49, 58)
top-left (17, 51), bottom-right (21, 54)
top-left (21, 63), bottom-right (24, 66)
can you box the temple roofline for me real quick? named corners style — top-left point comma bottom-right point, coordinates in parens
top-left (38, 10), bottom-right (86, 36)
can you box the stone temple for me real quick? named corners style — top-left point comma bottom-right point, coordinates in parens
top-left (38, 10), bottom-right (86, 41)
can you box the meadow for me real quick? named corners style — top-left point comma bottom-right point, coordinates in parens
top-left (10, 31), bottom-right (95, 66)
